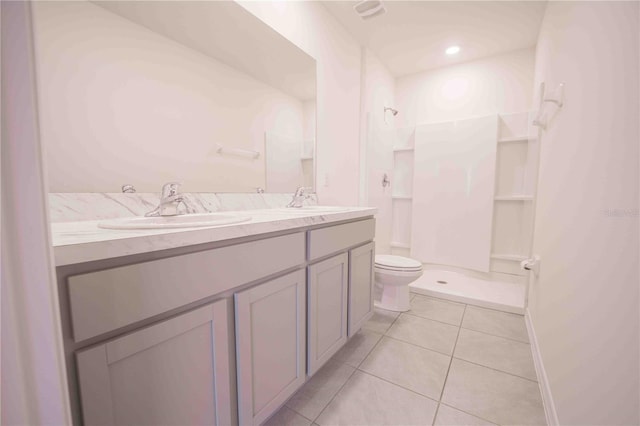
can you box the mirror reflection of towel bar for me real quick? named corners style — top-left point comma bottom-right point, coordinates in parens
top-left (216, 144), bottom-right (260, 159)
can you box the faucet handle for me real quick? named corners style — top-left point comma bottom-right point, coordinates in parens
top-left (161, 182), bottom-right (181, 197)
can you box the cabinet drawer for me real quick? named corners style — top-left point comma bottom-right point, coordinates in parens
top-left (69, 232), bottom-right (305, 342)
top-left (307, 218), bottom-right (375, 261)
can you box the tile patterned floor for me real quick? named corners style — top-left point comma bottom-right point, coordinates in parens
top-left (264, 294), bottom-right (546, 426)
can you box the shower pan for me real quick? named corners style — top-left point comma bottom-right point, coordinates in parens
top-left (382, 111), bottom-right (541, 313)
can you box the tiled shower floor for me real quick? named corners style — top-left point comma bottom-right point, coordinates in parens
top-left (264, 294), bottom-right (546, 426)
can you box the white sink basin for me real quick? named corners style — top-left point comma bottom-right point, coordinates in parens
top-left (270, 206), bottom-right (349, 214)
top-left (98, 213), bottom-right (252, 230)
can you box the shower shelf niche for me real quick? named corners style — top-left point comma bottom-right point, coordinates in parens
top-left (389, 127), bottom-right (416, 257)
top-left (498, 136), bottom-right (536, 144)
top-left (490, 111), bottom-right (539, 276)
top-left (494, 195), bottom-right (533, 201)
top-left (490, 253), bottom-right (527, 262)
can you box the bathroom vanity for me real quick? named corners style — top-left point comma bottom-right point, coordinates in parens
top-left (52, 208), bottom-right (376, 425)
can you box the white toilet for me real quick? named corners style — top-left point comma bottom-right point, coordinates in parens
top-left (374, 255), bottom-right (423, 312)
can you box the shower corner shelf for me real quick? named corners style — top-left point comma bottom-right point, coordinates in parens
top-left (494, 195), bottom-right (533, 201)
top-left (392, 195), bottom-right (413, 200)
top-left (497, 136), bottom-right (535, 144)
top-left (393, 146), bottom-right (414, 152)
top-left (490, 253), bottom-right (527, 262)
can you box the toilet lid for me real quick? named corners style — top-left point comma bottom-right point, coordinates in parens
top-left (375, 255), bottom-right (422, 271)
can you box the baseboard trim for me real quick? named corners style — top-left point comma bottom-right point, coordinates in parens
top-left (525, 308), bottom-right (559, 426)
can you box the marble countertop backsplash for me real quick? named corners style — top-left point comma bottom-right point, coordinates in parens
top-left (48, 192), bottom-right (376, 267)
top-left (49, 192), bottom-right (317, 223)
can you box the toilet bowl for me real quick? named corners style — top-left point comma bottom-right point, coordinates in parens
top-left (374, 255), bottom-right (423, 312)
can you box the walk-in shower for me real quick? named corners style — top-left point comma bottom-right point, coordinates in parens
top-left (369, 110), bottom-right (540, 313)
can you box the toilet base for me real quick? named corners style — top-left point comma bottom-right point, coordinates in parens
top-left (375, 283), bottom-right (411, 312)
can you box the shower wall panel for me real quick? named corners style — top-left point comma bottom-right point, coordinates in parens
top-left (410, 115), bottom-right (498, 272)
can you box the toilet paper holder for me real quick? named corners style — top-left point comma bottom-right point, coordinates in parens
top-left (520, 255), bottom-right (540, 276)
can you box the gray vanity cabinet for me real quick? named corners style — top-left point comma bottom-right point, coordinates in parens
top-left (348, 242), bottom-right (375, 336)
top-left (62, 217), bottom-right (375, 426)
top-left (235, 269), bottom-right (306, 426)
top-left (75, 300), bottom-right (233, 426)
top-left (307, 252), bottom-right (349, 376)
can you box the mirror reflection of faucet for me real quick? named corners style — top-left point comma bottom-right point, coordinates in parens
top-left (122, 184), bottom-right (136, 193)
top-left (287, 186), bottom-right (312, 208)
top-left (145, 182), bottom-right (194, 217)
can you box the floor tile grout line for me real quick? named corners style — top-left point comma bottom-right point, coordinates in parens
top-left (437, 304), bottom-right (466, 405)
top-left (402, 310), bottom-right (464, 327)
top-left (464, 302), bottom-right (526, 316)
top-left (304, 306), bottom-right (538, 426)
top-left (380, 334), bottom-right (454, 358)
top-left (399, 300), bottom-right (528, 344)
top-left (414, 292), bottom-right (526, 318)
top-left (353, 368), bottom-right (442, 404)
top-left (385, 310), bottom-right (402, 331)
top-left (433, 402), bottom-right (442, 426)
top-left (459, 324), bottom-right (530, 344)
top-left (350, 331), bottom-right (385, 369)
top-left (305, 325), bottom-right (391, 425)
top-left (410, 292), bottom-right (467, 307)
top-left (437, 402), bottom-right (500, 426)
top-left (295, 408), bottom-right (315, 424)
top-left (278, 402), bottom-right (315, 424)
top-left (283, 359), bottom-right (359, 423)
top-left (311, 311), bottom-right (429, 424)
top-left (450, 356), bottom-right (539, 383)
top-left (308, 361), bottom-right (359, 424)
top-left (376, 312), bottom-right (402, 337)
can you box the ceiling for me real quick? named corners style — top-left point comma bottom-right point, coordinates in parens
top-left (93, 1), bottom-right (316, 100)
top-left (322, 1), bottom-right (547, 77)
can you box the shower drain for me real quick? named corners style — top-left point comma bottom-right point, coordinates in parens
top-left (436, 280), bottom-right (448, 285)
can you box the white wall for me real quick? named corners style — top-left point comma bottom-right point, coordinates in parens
top-left (396, 47), bottom-right (535, 127)
top-left (528, 2), bottom-right (639, 424)
top-left (236, 1), bottom-right (362, 205)
top-left (360, 48), bottom-right (396, 254)
top-left (1, 2), bottom-right (71, 423)
top-left (32, 1), bottom-right (306, 193)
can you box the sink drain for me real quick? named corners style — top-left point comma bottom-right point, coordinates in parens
top-left (436, 280), bottom-right (448, 285)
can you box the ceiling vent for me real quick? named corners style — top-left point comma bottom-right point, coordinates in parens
top-left (353, 0), bottom-right (386, 20)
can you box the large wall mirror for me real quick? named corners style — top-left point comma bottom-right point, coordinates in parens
top-left (31, 1), bottom-right (316, 193)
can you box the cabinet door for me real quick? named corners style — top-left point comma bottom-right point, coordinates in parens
top-left (76, 300), bottom-right (233, 426)
top-left (307, 253), bottom-right (349, 376)
top-left (348, 242), bottom-right (375, 336)
top-left (235, 269), bottom-right (306, 426)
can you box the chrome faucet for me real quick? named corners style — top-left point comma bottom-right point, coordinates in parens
top-left (145, 182), bottom-right (191, 217)
top-left (287, 186), bottom-right (311, 208)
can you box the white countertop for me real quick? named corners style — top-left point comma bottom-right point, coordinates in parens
top-left (51, 207), bottom-right (377, 266)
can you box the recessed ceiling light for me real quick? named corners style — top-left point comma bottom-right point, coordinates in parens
top-left (445, 45), bottom-right (461, 55)
top-left (354, 0), bottom-right (386, 20)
